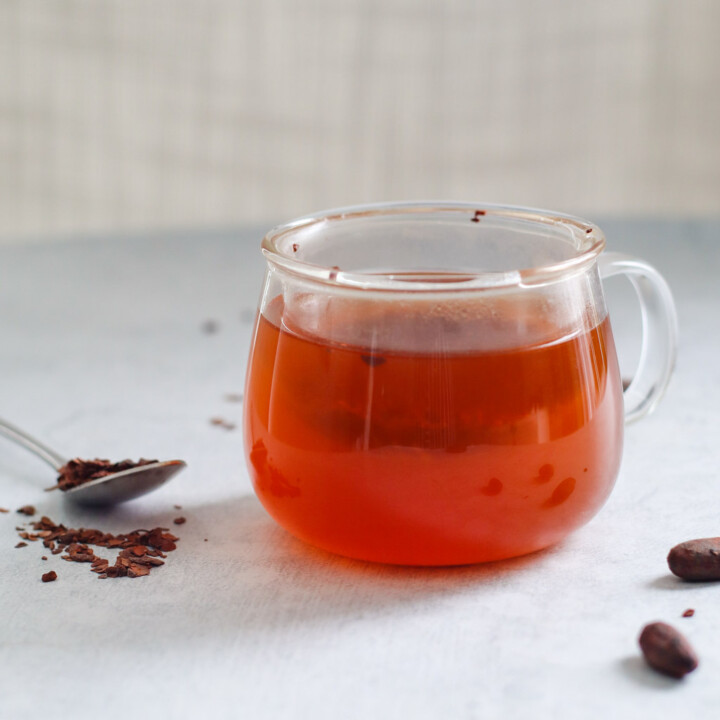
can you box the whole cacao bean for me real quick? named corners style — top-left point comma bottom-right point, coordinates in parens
top-left (667, 538), bottom-right (720, 581)
top-left (638, 622), bottom-right (698, 678)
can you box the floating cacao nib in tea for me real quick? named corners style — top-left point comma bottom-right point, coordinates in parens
top-left (54, 458), bottom-right (158, 491)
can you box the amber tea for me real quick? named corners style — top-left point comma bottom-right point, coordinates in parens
top-left (245, 297), bottom-right (624, 565)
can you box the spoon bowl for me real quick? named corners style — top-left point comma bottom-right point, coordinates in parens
top-left (61, 459), bottom-right (187, 506)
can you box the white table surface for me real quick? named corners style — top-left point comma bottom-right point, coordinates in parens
top-left (1, 220), bottom-right (719, 719)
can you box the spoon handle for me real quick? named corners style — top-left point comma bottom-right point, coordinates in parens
top-left (0, 418), bottom-right (66, 471)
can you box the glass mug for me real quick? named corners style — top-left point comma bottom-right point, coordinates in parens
top-left (243, 203), bottom-right (677, 566)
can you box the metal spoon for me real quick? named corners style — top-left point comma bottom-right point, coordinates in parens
top-left (0, 417), bottom-right (186, 507)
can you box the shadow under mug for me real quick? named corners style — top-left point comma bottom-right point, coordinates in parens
top-left (243, 202), bottom-right (678, 566)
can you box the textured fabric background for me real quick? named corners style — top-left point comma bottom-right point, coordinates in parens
top-left (1, 0), bottom-right (719, 239)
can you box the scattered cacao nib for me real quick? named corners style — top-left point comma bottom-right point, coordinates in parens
top-left (224, 393), bottom-right (243, 403)
top-left (173, 517), bottom-right (186, 525)
top-left (41, 571), bottom-right (57, 583)
top-left (292, 243), bottom-right (299, 253)
top-left (174, 504), bottom-right (183, 510)
top-left (62, 543), bottom-right (97, 563)
top-left (17, 505), bottom-right (36, 516)
top-left (683, 609), bottom-right (695, 618)
top-left (201, 319), bottom-right (219, 334)
top-left (128, 563), bottom-right (151, 578)
top-left (17, 516), bottom-right (179, 580)
top-left (54, 458), bottom-right (158, 492)
top-left (585, 227), bottom-right (593, 234)
top-left (638, 622), bottom-right (698, 678)
top-left (471, 210), bottom-right (486, 223)
top-left (668, 537), bottom-right (720, 581)
top-left (41, 556), bottom-right (48, 561)
top-left (15, 541), bottom-right (27, 548)
top-left (210, 417), bottom-right (236, 430)
top-left (361, 354), bottom-right (386, 367)
top-left (0, 507), bottom-right (9, 513)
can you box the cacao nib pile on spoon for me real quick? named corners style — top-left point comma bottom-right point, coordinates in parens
top-left (0, 418), bottom-right (186, 505)
top-left (55, 458), bottom-right (158, 491)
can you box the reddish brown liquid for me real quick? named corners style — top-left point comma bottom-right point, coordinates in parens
top-left (244, 300), bottom-right (623, 565)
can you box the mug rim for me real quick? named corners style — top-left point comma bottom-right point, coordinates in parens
top-left (261, 201), bottom-right (606, 292)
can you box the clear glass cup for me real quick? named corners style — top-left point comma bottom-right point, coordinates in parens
top-left (243, 202), bottom-right (677, 565)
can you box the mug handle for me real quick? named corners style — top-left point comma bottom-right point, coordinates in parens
top-left (598, 252), bottom-right (678, 423)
